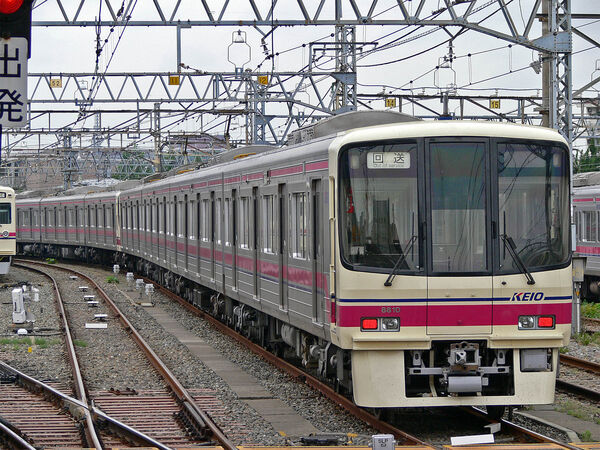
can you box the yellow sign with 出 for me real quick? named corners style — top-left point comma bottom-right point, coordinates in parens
top-left (385, 98), bottom-right (396, 108)
top-left (258, 75), bottom-right (269, 85)
top-left (490, 99), bottom-right (501, 109)
top-left (50, 79), bottom-right (62, 88)
top-left (169, 75), bottom-right (180, 86)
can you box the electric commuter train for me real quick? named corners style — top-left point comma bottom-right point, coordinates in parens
top-left (16, 111), bottom-right (572, 416)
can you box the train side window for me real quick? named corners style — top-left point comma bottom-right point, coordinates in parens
top-left (291, 192), bottom-right (307, 259)
top-left (210, 195), bottom-right (215, 242)
top-left (240, 196), bottom-right (249, 249)
top-left (144, 201), bottom-right (148, 232)
top-left (153, 201), bottom-right (158, 233)
top-left (185, 195), bottom-right (190, 239)
top-left (215, 198), bottom-right (222, 244)
top-left (189, 196), bottom-right (194, 240)
top-left (583, 211), bottom-right (597, 242)
top-left (196, 194), bottom-right (201, 241)
top-left (163, 197), bottom-right (167, 235)
top-left (224, 198), bottom-right (231, 246)
top-left (137, 201), bottom-right (141, 231)
top-left (146, 201), bottom-right (151, 232)
top-left (202, 199), bottom-right (209, 241)
top-left (263, 195), bottom-right (275, 253)
top-left (157, 200), bottom-right (162, 233)
top-left (173, 196), bottom-right (178, 238)
top-left (178, 196), bottom-right (185, 238)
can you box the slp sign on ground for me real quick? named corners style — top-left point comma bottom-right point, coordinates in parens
top-left (0, 38), bottom-right (27, 128)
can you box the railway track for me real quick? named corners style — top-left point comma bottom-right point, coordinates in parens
top-left (12, 261), bottom-right (236, 449)
top-left (582, 316), bottom-right (600, 332)
top-left (0, 366), bottom-right (84, 449)
top-left (12, 259), bottom-right (591, 449)
top-left (558, 354), bottom-right (600, 402)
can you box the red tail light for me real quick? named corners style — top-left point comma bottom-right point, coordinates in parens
top-left (537, 316), bottom-right (554, 328)
top-left (361, 318), bottom-right (378, 330)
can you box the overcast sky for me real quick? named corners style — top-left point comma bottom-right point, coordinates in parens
top-left (14, 0), bottom-right (600, 148)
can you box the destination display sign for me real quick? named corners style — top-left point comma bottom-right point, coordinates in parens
top-left (367, 151), bottom-right (410, 169)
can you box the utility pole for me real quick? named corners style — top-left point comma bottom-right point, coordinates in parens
top-left (153, 103), bottom-right (161, 173)
top-left (332, 24), bottom-right (357, 113)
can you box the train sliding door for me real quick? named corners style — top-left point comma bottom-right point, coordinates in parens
top-left (231, 189), bottom-right (238, 291)
top-left (252, 187), bottom-right (259, 299)
top-left (278, 183), bottom-right (288, 312)
top-left (311, 179), bottom-right (326, 324)
top-left (426, 139), bottom-right (492, 335)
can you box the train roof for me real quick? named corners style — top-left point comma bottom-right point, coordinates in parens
top-left (0, 186), bottom-right (15, 194)
top-left (336, 119), bottom-right (568, 148)
top-left (286, 110), bottom-right (419, 145)
top-left (574, 171), bottom-right (600, 188)
top-left (573, 185), bottom-right (600, 197)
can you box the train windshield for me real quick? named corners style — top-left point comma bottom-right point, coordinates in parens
top-left (0, 203), bottom-right (10, 224)
top-left (339, 141), bottom-right (421, 272)
top-left (339, 138), bottom-right (570, 274)
top-left (497, 141), bottom-right (570, 273)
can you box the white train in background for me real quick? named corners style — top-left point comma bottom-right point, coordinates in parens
top-left (0, 186), bottom-right (16, 274)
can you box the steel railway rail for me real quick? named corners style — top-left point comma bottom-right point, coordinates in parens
top-left (14, 260), bottom-right (236, 450)
top-left (557, 354), bottom-right (600, 402)
top-left (560, 354), bottom-right (600, 374)
top-left (465, 407), bottom-right (581, 449)
top-left (0, 360), bottom-right (173, 448)
top-left (0, 364), bottom-right (86, 449)
top-left (582, 317), bottom-right (600, 332)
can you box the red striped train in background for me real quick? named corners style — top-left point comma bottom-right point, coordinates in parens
top-left (573, 171), bottom-right (600, 301)
top-left (16, 111), bottom-right (572, 418)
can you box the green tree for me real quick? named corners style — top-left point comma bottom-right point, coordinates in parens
top-left (575, 142), bottom-right (600, 173)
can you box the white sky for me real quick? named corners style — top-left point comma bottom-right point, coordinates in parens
top-left (13, 0), bottom-right (600, 148)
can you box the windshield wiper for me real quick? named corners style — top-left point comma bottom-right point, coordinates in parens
top-left (384, 235), bottom-right (418, 287)
top-left (501, 234), bottom-right (535, 285)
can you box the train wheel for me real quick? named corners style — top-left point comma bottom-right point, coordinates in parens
top-left (486, 405), bottom-right (505, 420)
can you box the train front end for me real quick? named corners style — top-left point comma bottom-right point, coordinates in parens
top-left (0, 186), bottom-right (16, 274)
top-left (328, 121), bottom-right (571, 408)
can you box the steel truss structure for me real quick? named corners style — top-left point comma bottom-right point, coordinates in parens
top-left (2, 0), bottom-right (598, 187)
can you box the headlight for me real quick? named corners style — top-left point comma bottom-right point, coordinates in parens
top-left (381, 317), bottom-right (400, 331)
top-left (518, 315), bottom-right (535, 329)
